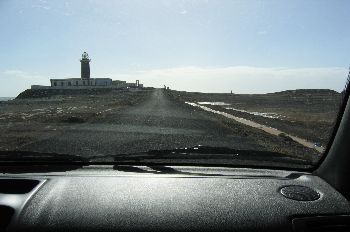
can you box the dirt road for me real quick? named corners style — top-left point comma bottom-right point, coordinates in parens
top-left (18, 89), bottom-right (275, 157)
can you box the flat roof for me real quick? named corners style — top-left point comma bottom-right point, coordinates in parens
top-left (50, 78), bottom-right (112, 81)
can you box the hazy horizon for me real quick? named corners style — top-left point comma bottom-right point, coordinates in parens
top-left (1, 0), bottom-right (349, 96)
top-left (0, 85), bottom-right (345, 98)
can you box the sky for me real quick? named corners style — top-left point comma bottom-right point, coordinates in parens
top-left (0, 0), bottom-right (349, 96)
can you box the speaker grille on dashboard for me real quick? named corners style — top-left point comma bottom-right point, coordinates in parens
top-left (280, 185), bottom-right (320, 201)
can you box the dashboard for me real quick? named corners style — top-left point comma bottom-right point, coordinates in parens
top-left (1, 165), bottom-right (350, 232)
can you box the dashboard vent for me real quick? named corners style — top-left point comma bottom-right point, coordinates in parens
top-left (0, 179), bottom-right (40, 194)
top-left (0, 205), bottom-right (15, 229)
top-left (293, 215), bottom-right (350, 232)
top-left (280, 185), bottom-right (320, 201)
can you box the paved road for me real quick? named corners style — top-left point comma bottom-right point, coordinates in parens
top-left (22, 89), bottom-right (265, 157)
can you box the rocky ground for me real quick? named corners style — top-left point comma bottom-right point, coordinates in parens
top-left (167, 89), bottom-right (343, 147)
top-left (0, 87), bottom-right (340, 167)
top-left (0, 88), bottom-right (153, 151)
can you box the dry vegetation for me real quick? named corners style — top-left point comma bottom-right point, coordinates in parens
top-left (0, 88), bottom-right (153, 151)
top-left (167, 89), bottom-right (342, 147)
top-left (0, 88), bottom-right (340, 164)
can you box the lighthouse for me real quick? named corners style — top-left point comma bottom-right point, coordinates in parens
top-left (45, 52), bottom-right (142, 89)
top-left (80, 52), bottom-right (90, 79)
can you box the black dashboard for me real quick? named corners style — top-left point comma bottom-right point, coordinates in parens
top-left (1, 165), bottom-right (350, 232)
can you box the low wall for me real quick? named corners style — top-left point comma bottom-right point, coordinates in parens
top-left (32, 85), bottom-right (123, 90)
top-left (31, 84), bottom-right (140, 90)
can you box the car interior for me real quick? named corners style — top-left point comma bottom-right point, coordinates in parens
top-left (1, 1), bottom-right (350, 231)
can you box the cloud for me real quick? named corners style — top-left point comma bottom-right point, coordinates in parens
top-left (31, 5), bottom-right (51, 10)
top-left (107, 66), bottom-right (348, 93)
top-left (257, 30), bottom-right (268, 35)
top-left (179, 9), bottom-right (188, 15)
top-left (0, 70), bottom-right (49, 97)
top-left (2, 70), bottom-right (47, 80)
top-left (1, 66), bottom-right (348, 96)
top-left (31, 1), bottom-right (51, 11)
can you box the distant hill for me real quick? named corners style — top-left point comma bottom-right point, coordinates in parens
top-left (272, 89), bottom-right (340, 95)
top-left (15, 87), bottom-right (153, 99)
top-left (0, 97), bottom-right (14, 101)
top-left (16, 88), bottom-right (114, 99)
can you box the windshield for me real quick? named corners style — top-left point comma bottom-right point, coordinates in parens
top-left (0, 0), bottom-right (349, 169)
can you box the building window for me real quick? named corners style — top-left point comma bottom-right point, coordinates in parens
top-left (54, 82), bottom-right (57, 86)
top-left (68, 82), bottom-right (71, 86)
top-left (76, 81), bottom-right (78, 86)
top-left (90, 81), bottom-right (92, 85)
top-left (83, 81), bottom-right (85, 85)
top-left (61, 82), bottom-right (64, 86)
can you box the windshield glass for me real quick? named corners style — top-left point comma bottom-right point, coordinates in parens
top-left (0, 0), bottom-right (349, 169)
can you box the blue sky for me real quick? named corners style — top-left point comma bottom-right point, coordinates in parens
top-left (0, 0), bottom-right (349, 96)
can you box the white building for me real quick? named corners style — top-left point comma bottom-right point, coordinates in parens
top-left (50, 78), bottom-right (112, 88)
top-left (31, 52), bottom-right (143, 90)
